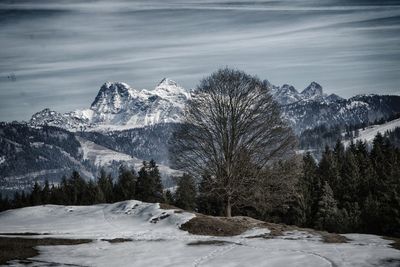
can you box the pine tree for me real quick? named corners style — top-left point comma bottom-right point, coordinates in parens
top-left (136, 160), bottom-right (163, 203)
top-left (164, 190), bottom-right (175, 205)
top-left (301, 153), bottom-right (320, 226)
top-left (314, 181), bottom-right (339, 232)
top-left (41, 180), bottom-right (51, 204)
top-left (338, 149), bottom-right (360, 205)
top-left (318, 146), bottom-right (340, 197)
top-left (0, 193), bottom-right (10, 212)
top-left (68, 171), bottom-right (86, 205)
top-left (196, 175), bottom-right (224, 216)
top-left (354, 140), bottom-right (374, 202)
top-left (148, 160), bottom-right (163, 202)
top-left (174, 174), bottom-right (197, 211)
top-left (97, 169), bottom-right (114, 203)
top-left (115, 166), bottom-right (136, 201)
top-left (30, 182), bottom-right (42, 206)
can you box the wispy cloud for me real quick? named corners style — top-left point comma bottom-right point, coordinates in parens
top-left (1, 0), bottom-right (400, 121)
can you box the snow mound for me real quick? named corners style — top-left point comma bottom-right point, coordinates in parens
top-left (0, 200), bottom-right (194, 239)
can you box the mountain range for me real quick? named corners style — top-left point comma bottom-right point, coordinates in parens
top-left (29, 79), bottom-right (400, 133)
top-left (2, 78), bottom-right (400, 194)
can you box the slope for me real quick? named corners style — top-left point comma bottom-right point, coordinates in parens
top-left (0, 201), bottom-right (399, 266)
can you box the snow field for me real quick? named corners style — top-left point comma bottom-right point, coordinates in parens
top-left (0, 201), bottom-right (399, 267)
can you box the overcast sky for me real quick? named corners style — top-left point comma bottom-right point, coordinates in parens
top-left (1, 0), bottom-right (400, 121)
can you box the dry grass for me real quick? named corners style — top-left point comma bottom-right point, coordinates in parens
top-left (180, 215), bottom-right (347, 244)
top-left (159, 203), bottom-right (184, 213)
top-left (180, 215), bottom-right (263, 236)
top-left (187, 240), bottom-right (236, 246)
top-left (0, 232), bottom-right (50, 236)
top-left (0, 236), bottom-right (92, 265)
top-left (384, 236), bottom-right (400, 251)
top-left (101, 238), bottom-right (132, 243)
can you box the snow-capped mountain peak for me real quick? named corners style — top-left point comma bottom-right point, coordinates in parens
top-left (271, 84), bottom-right (302, 105)
top-left (301, 81), bottom-right (323, 98)
top-left (30, 108), bottom-right (89, 130)
top-left (157, 77), bottom-right (177, 88)
top-left (153, 78), bottom-right (189, 99)
top-left (90, 81), bottom-right (136, 113)
top-left (281, 84), bottom-right (299, 94)
top-left (30, 79), bottom-right (189, 131)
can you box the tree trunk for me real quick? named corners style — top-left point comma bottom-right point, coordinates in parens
top-left (225, 198), bottom-right (232, 217)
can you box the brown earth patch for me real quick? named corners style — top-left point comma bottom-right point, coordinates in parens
top-left (384, 236), bottom-right (400, 250)
top-left (101, 238), bottom-right (132, 243)
top-left (0, 236), bottom-right (92, 265)
top-left (0, 232), bottom-right (50, 236)
top-left (180, 215), bottom-right (347, 244)
top-left (187, 240), bottom-right (238, 246)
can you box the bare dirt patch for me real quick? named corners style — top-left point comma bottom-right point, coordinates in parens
top-left (0, 236), bottom-right (92, 265)
top-left (384, 236), bottom-right (400, 251)
top-left (101, 238), bottom-right (132, 243)
top-left (187, 240), bottom-right (238, 246)
top-left (159, 203), bottom-right (184, 213)
top-left (181, 215), bottom-right (347, 244)
top-left (181, 215), bottom-right (266, 236)
top-left (260, 221), bottom-right (348, 243)
top-left (0, 232), bottom-right (50, 236)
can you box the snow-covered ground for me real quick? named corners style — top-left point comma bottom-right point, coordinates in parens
top-left (0, 201), bottom-right (399, 267)
top-left (345, 117), bottom-right (400, 146)
top-left (77, 136), bottom-right (182, 178)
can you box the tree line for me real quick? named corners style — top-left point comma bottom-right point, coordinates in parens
top-left (0, 160), bottom-right (164, 210)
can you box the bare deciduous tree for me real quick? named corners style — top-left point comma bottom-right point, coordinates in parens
top-left (171, 68), bottom-right (296, 217)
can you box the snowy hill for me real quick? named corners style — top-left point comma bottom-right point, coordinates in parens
top-left (0, 201), bottom-right (399, 266)
top-left (344, 117), bottom-right (400, 146)
top-left (0, 123), bottom-right (180, 194)
top-left (77, 136), bottom-right (181, 178)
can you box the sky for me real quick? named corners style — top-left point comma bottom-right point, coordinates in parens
top-left (1, 0), bottom-right (400, 121)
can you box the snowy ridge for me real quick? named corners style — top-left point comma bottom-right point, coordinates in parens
top-left (270, 81), bottom-right (342, 105)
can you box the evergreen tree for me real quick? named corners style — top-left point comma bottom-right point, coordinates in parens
top-left (0, 193), bottom-right (10, 211)
top-left (97, 169), bottom-right (114, 203)
top-left (301, 153), bottom-right (320, 226)
top-left (41, 180), bottom-right (51, 204)
top-left (338, 149), bottom-right (360, 205)
top-left (354, 140), bottom-right (374, 202)
top-left (30, 182), bottom-right (42, 206)
top-left (164, 190), bottom-right (175, 205)
top-left (86, 179), bottom-right (103, 204)
top-left (196, 174), bottom-right (224, 216)
top-left (318, 146), bottom-right (340, 197)
top-left (136, 160), bottom-right (163, 203)
top-left (314, 181), bottom-right (339, 232)
top-left (174, 174), bottom-right (197, 211)
top-left (68, 171), bottom-right (87, 205)
top-left (114, 166), bottom-right (136, 201)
